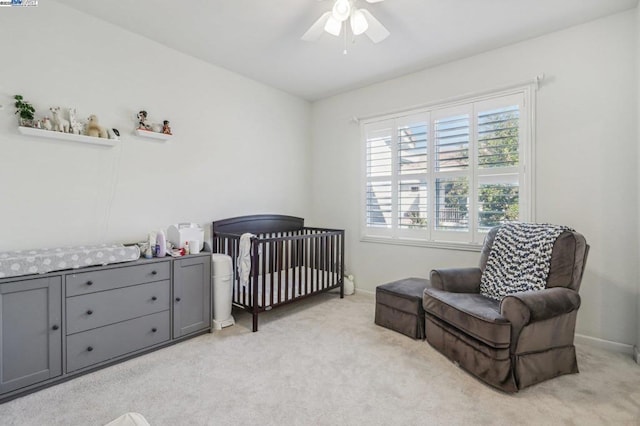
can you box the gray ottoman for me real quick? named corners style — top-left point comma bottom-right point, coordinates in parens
top-left (375, 278), bottom-right (429, 339)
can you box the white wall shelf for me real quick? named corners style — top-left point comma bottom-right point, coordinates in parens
top-left (135, 129), bottom-right (173, 141)
top-left (18, 126), bottom-right (118, 147)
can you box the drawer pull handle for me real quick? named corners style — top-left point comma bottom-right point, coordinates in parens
top-left (152, 328), bottom-right (157, 333)
top-left (87, 310), bottom-right (93, 315)
top-left (151, 296), bottom-right (157, 301)
top-left (175, 297), bottom-right (181, 302)
top-left (87, 346), bottom-right (94, 352)
top-left (52, 325), bottom-right (59, 331)
top-left (151, 270), bottom-right (158, 275)
top-left (86, 280), bottom-right (93, 286)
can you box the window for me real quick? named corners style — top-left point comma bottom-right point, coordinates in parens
top-left (362, 89), bottom-right (532, 248)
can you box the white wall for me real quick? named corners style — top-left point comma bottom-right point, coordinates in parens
top-left (311, 11), bottom-right (639, 348)
top-left (0, 1), bottom-right (311, 250)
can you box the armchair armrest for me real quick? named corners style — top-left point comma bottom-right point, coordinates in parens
top-left (430, 267), bottom-right (482, 293)
top-left (500, 287), bottom-right (581, 327)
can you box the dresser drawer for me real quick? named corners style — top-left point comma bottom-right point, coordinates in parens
top-left (66, 261), bottom-right (170, 297)
top-left (66, 310), bottom-right (170, 373)
top-left (66, 280), bottom-right (170, 335)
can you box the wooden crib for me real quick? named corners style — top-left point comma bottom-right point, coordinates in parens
top-left (212, 214), bottom-right (345, 332)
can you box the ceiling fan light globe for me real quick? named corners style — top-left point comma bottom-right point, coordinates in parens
top-left (324, 15), bottom-right (342, 36)
top-left (350, 9), bottom-right (369, 35)
top-left (332, 0), bottom-right (351, 22)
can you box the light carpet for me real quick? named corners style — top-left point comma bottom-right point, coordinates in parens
top-left (1, 292), bottom-right (639, 425)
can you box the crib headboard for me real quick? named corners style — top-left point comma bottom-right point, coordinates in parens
top-left (212, 214), bottom-right (304, 235)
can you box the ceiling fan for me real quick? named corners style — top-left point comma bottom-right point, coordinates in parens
top-left (301, 0), bottom-right (390, 48)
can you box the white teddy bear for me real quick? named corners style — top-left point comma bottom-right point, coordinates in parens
top-left (49, 107), bottom-right (69, 133)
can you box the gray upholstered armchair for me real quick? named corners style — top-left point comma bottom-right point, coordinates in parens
top-left (423, 224), bottom-right (589, 392)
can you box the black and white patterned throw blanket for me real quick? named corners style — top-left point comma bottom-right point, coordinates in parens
top-left (479, 222), bottom-right (573, 301)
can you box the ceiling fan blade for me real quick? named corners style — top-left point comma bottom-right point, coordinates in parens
top-left (359, 9), bottom-right (390, 43)
top-left (301, 11), bottom-right (332, 41)
top-left (324, 15), bottom-right (342, 37)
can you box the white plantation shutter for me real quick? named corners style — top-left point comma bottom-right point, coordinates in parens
top-left (365, 121), bottom-right (394, 233)
top-left (362, 89), bottom-right (531, 247)
top-left (397, 114), bottom-right (428, 236)
top-left (432, 106), bottom-right (471, 241)
top-left (474, 93), bottom-right (526, 242)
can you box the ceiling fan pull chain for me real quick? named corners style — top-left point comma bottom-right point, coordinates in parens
top-left (343, 20), bottom-right (348, 54)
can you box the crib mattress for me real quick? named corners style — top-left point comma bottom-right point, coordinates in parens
top-left (240, 267), bottom-right (340, 307)
top-left (0, 244), bottom-right (141, 279)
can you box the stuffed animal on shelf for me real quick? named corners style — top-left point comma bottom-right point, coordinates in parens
top-left (49, 107), bottom-right (70, 133)
top-left (137, 110), bottom-right (162, 133)
top-left (68, 108), bottom-right (84, 135)
top-left (41, 116), bottom-right (52, 131)
top-left (85, 115), bottom-right (109, 138)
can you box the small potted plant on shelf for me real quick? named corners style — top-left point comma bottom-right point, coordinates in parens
top-left (14, 95), bottom-right (36, 127)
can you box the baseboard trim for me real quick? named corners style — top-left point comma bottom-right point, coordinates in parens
top-left (355, 288), bottom-right (375, 296)
top-left (574, 333), bottom-right (634, 355)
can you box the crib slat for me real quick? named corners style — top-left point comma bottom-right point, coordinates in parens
top-left (332, 235), bottom-right (340, 285)
top-left (270, 240), bottom-right (275, 307)
top-left (306, 231), bottom-right (311, 294)
top-left (298, 235), bottom-right (302, 297)
top-left (320, 234), bottom-right (325, 289)
top-left (285, 238), bottom-right (290, 302)
top-left (329, 234), bottom-right (334, 287)
top-left (324, 234), bottom-right (328, 289)
top-left (315, 234), bottom-right (320, 293)
top-left (251, 238), bottom-right (258, 311)
top-left (261, 240), bottom-right (266, 308)
top-left (305, 234), bottom-right (310, 295)
top-left (274, 234), bottom-right (278, 300)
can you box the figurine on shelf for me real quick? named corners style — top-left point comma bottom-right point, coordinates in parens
top-left (68, 108), bottom-right (84, 135)
top-left (49, 107), bottom-right (70, 133)
top-left (162, 120), bottom-right (172, 135)
top-left (85, 114), bottom-right (109, 138)
top-left (137, 110), bottom-right (162, 132)
top-left (137, 110), bottom-right (149, 130)
top-left (41, 116), bottom-right (52, 131)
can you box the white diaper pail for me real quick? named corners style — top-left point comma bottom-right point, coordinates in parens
top-left (212, 254), bottom-right (235, 330)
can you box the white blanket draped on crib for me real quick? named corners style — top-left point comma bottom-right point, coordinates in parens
top-left (237, 233), bottom-right (255, 287)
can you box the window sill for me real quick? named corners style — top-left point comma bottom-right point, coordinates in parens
top-left (360, 236), bottom-right (483, 252)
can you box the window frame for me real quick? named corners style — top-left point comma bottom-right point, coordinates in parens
top-left (360, 85), bottom-right (535, 251)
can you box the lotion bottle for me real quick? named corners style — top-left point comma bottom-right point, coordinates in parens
top-left (156, 230), bottom-right (166, 257)
top-left (145, 232), bottom-right (154, 259)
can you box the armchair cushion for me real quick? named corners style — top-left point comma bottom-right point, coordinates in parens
top-left (423, 285), bottom-right (510, 348)
top-left (479, 223), bottom-right (573, 301)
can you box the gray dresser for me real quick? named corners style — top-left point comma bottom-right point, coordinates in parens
top-left (0, 252), bottom-right (211, 402)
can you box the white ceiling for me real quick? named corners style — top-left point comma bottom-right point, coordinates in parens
top-left (55, 0), bottom-right (638, 101)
